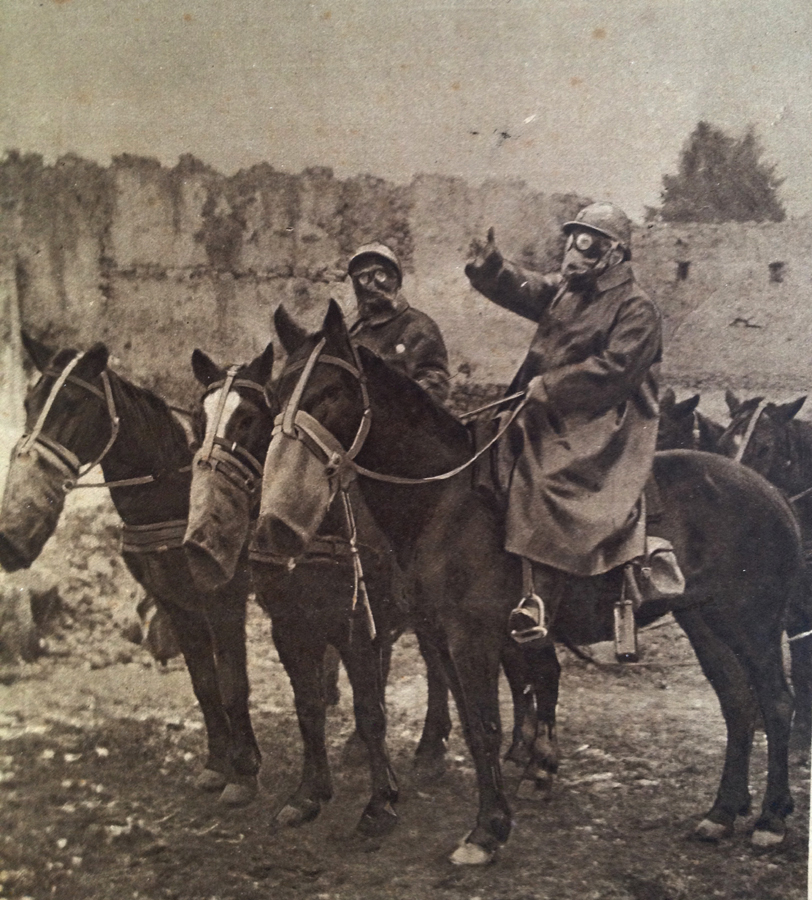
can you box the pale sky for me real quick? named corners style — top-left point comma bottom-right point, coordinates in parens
top-left (2, 0), bottom-right (812, 220)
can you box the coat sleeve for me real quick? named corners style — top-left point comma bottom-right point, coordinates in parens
top-left (467, 256), bottom-right (562, 322)
top-left (401, 315), bottom-right (451, 404)
top-left (535, 293), bottom-right (662, 417)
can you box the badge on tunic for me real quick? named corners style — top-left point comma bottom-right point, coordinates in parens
top-left (395, 343), bottom-right (406, 354)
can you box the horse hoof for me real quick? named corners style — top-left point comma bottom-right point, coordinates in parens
top-left (751, 828), bottom-right (785, 849)
top-left (218, 777), bottom-right (258, 807)
top-left (275, 799), bottom-right (321, 827)
top-left (196, 768), bottom-right (228, 793)
top-left (357, 802), bottom-right (398, 837)
top-left (450, 838), bottom-right (496, 866)
top-left (694, 818), bottom-right (733, 842)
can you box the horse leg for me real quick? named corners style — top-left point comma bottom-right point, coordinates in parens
top-left (271, 616), bottom-right (333, 827)
top-left (339, 637), bottom-right (395, 768)
top-left (785, 582), bottom-right (812, 761)
top-left (706, 611), bottom-right (795, 846)
top-left (339, 631), bottom-right (399, 837)
top-left (323, 644), bottom-right (342, 707)
top-left (501, 639), bottom-right (536, 767)
top-left (155, 600), bottom-right (234, 795)
top-left (204, 586), bottom-right (261, 806)
top-left (414, 625), bottom-right (452, 772)
top-left (520, 640), bottom-right (561, 794)
top-left (788, 635), bottom-right (812, 762)
top-left (675, 608), bottom-right (758, 841)
top-left (441, 632), bottom-right (512, 866)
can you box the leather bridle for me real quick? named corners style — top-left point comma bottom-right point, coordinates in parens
top-left (733, 399), bottom-right (769, 464)
top-left (17, 353), bottom-right (121, 485)
top-left (17, 353), bottom-right (192, 491)
top-left (276, 337), bottom-right (526, 487)
top-left (196, 366), bottom-right (271, 496)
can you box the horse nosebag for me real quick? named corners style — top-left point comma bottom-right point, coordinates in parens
top-left (0, 440), bottom-right (72, 571)
top-left (183, 446), bottom-right (255, 592)
top-left (251, 429), bottom-right (337, 561)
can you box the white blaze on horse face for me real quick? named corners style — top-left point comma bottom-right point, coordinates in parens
top-left (203, 389), bottom-right (242, 444)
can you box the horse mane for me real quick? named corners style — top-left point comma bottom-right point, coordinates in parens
top-left (356, 346), bottom-right (471, 455)
top-left (106, 369), bottom-right (191, 468)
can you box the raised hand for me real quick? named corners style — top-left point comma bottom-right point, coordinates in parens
top-left (465, 227), bottom-right (502, 283)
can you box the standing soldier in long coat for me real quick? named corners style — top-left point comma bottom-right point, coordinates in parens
top-left (465, 202), bottom-right (663, 642)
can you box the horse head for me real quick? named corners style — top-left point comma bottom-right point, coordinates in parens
top-left (0, 333), bottom-right (112, 571)
top-left (182, 343), bottom-right (276, 592)
top-left (718, 393), bottom-right (806, 483)
top-left (656, 389), bottom-right (701, 451)
top-left (252, 300), bottom-right (365, 560)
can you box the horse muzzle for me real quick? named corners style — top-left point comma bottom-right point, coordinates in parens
top-left (0, 441), bottom-right (74, 571)
top-left (183, 447), bottom-right (256, 592)
top-left (251, 430), bottom-right (337, 560)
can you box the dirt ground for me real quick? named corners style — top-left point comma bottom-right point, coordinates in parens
top-left (0, 494), bottom-right (809, 900)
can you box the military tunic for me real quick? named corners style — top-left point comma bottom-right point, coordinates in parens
top-left (350, 297), bottom-right (450, 404)
top-left (468, 258), bottom-right (661, 576)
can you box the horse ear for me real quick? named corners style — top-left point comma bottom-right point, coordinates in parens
top-left (773, 396), bottom-right (806, 422)
top-left (697, 415), bottom-right (719, 453)
top-left (254, 342), bottom-right (275, 386)
top-left (725, 389), bottom-right (741, 415)
top-left (661, 387), bottom-right (675, 408)
top-left (322, 298), bottom-right (351, 344)
top-left (191, 349), bottom-right (224, 388)
top-left (274, 305), bottom-right (307, 354)
top-left (79, 343), bottom-right (110, 379)
top-left (21, 331), bottom-right (55, 372)
top-left (674, 394), bottom-right (700, 417)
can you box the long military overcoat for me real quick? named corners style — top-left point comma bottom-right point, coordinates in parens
top-left (468, 258), bottom-right (662, 576)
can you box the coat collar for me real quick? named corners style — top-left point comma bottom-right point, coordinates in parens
top-left (350, 293), bottom-right (410, 330)
top-left (595, 261), bottom-right (634, 293)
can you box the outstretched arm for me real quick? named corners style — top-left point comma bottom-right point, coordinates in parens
top-left (465, 228), bottom-right (561, 322)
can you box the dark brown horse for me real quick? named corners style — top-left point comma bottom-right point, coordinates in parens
top-left (182, 342), bottom-right (455, 838)
top-left (0, 334), bottom-right (262, 805)
top-left (252, 300), bottom-right (803, 864)
top-left (657, 388), bottom-right (725, 452)
top-left (717, 391), bottom-right (812, 755)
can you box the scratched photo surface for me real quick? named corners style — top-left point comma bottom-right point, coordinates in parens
top-left (0, 2), bottom-right (810, 898)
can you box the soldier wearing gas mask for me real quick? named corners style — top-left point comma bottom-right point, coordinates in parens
top-left (465, 202), bottom-right (663, 644)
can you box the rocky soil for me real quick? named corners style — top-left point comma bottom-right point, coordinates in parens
top-left (0, 492), bottom-right (808, 900)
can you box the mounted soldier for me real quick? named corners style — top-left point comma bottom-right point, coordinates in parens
top-left (465, 202), bottom-right (677, 655)
top-left (347, 243), bottom-right (450, 404)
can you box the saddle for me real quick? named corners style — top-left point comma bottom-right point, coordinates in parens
top-left (466, 418), bottom-right (686, 661)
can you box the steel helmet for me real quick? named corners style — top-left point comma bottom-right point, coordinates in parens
top-left (348, 242), bottom-right (403, 286)
top-left (562, 202), bottom-right (632, 256)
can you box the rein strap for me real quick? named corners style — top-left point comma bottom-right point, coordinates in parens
top-left (734, 399), bottom-right (769, 463)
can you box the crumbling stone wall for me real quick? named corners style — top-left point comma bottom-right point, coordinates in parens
top-left (2, 151), bottom-right (812, 409)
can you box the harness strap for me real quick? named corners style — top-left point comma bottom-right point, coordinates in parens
top-left (340, 488), bottom-right (377, 641)
top-left (200, 366), bottom-right (240, 463)
top-left (283, 339), bottom-right (326, 437)
top-left (734, 399), bottom-right (769, 463)
top-left (350, 396), bottom-right (527, 485)
top-left (458, 391), bottom-right (527, 422)
top-left (19, 352), bottom-right (86, 455)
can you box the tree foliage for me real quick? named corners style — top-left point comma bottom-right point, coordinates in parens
top-left (658, 122), bottom-right (785, 223)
